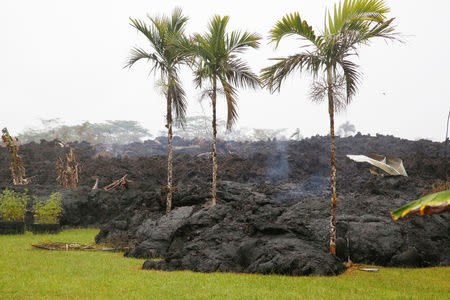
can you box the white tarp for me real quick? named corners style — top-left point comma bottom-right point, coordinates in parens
top-left (347, 154), bottom-right (408, 176)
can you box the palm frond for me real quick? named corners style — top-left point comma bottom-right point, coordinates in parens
top-left (128, 9), bottom-right (190, 127)
top-left (219, 77), bottom-right (238, 130)
top-left (208, 15), bottom-right (229, 56)
top-left (193, 61), bottom-right (214, 89)
top-left (169, 7), bottom-right (188, 33)
top-left (227, 30), bottom-right (261, 53)
top-left (326, 17), bottom-right (397, 53)
top-left (338, 59), bottom-right (360, 104)
top-left (309, 75), bottom-right (348, 112)
top-left (173, 35), bottom-right (198, 65)
top-left (225, 58), bottom-right (261, 89)
top-left (165, 8), bottom-right (192, 67)
top-left (130, 17), bottom-right (165, 56)
top-left (270, 12), bottom-right (318, 47)
top-left (355, 17), bottom-right (398, 44)
top-left (193, 33), bottom-right (216, 62)
top-left (125, 47), bottom-right (162, 70)
top-left (261, 53), bottom-right (322, 92)
top-left (325, 0), bottom-right (390, 34)
top-left (167, 74), bottom-right (187, 126)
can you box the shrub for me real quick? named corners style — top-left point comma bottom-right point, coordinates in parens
top-left (0, 188), bottom-right (29, 221)
top-left (33, 192), bottom-right (63, 224)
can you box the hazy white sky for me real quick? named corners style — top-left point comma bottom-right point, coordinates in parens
top-left (1, 0), bottom-right (449, 141)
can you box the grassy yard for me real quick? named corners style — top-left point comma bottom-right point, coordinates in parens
top-left (0, 229), bottom-right (448, 299)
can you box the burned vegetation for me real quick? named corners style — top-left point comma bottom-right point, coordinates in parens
top-left (56, 142), bottom-right (79, 188)
top-left (2, 128), bottom-right (29, 185)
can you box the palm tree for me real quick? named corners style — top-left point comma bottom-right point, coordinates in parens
top-left (185, 16), bottom-right (261, 205)
top-left (261, 0), bottom-right (397, 254)
top-left (126, 8), bottom-right (189, 214)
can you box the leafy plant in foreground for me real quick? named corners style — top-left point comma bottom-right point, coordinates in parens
top-left (33, 192), bottom-right (63, 224)
top-left (0, 188), bottom-right (29, 221)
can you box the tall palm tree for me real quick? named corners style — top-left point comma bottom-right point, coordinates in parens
top-left (126, 8), bottom-right (189, 214)
top-left (261, 0), bottom-right (397, 254)
top-left (185, 16), bottom-right (261, 205)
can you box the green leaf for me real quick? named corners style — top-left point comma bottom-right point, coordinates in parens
top-left (390, 190), bottom-right (450, 220)
top-left (269, 12), bottom-right (317, 47)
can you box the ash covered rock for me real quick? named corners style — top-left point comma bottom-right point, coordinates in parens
top-left (127, 206), bottom-right (195, 259)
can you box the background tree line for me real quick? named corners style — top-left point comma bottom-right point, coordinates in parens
top-left (16, 117), bottom-right (357, 144)
top-left (17, 119), bottom-right (151, 145)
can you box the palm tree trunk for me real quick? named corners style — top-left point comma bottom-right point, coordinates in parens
top-left (327, 67), bottom-right (337, 255)
top-left (211, 78), bottom-right (218, 206)
top-left (166, 91), bottom-right (173, 214)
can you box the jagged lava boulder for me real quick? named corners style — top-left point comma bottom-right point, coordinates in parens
top-left (139, 184), bottom-right (345, 276)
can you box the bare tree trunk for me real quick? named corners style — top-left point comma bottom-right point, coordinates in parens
top-left (166, 90), bottom-right (173, 214)
top-left (327, 67), bottom-right (337, 255)
top-left (211, 79), bottom-right (218, 206)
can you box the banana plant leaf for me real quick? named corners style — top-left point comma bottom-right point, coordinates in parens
top-left (347, 154), bottom-right (408, 176)
top-left (391, 190), bottom-right (450, 220)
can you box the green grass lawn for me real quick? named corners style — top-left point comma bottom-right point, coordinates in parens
top-left (0, 229), bottom-right (448, 299)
